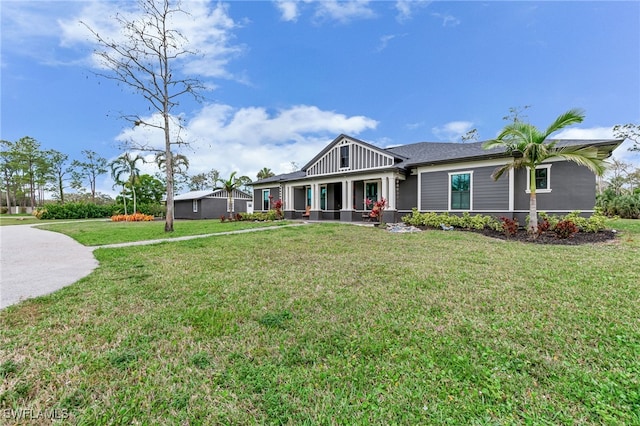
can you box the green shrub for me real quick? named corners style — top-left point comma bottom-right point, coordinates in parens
top-left (35, 202), bottom-right (117, 219)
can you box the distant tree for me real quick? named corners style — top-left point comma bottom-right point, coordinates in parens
top-left (131, 174), bottom-right (165, 205)
top-left (483, 108), bottom-right (607, 235)
top-left (110, 153), bottom-right (145, 214)
top-left (71, 150), bottom-right (108, 203)
top-left (83, 0), bottom-right (206, 232)
top-left (155, 151), bottom-right (189, 194)
top-left (460, 129), bottom-right (478, 143)
top-left (502, 105), bottom-right (531, 123)
top-left (613, 123), bottom-right (640, 152)
top-left (46, 150), bottom-right (73, 204)
top-left (215, 171), bottom-right (250, 219)
top-left (257, 167), bottom-right (275, 180)
top-left (0, 140), bottom-right (18, 211)
top-left (13, 136), bottom-right (45, 209)
top-left (188, 169), bottom-right (220, 191)
top-left (289, 161), bottom-right (300, 172)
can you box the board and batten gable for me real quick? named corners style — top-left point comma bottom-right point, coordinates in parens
top-left (305, 135), bottom-right (398, 177)
top-left (417, 159), bottom-right (511, 212)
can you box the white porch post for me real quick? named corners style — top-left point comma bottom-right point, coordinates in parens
top-left (388, 176), bottom-right (397, 210)
top-left (341, 180), bottom-right (348, 211)
top-left (311, 183), bottom-right (319, 210)
top-left (381, 176), bottom-right (388, 204)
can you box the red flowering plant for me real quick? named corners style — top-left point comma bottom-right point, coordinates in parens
top-left (270, 197), bottom-right (284, 220)
top-left (369, 197), bottom-right (388, 224)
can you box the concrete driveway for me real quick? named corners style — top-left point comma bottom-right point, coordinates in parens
top-left (0, 225), bottom-right (98, 309)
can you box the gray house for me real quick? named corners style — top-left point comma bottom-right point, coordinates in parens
top-left (251, 134), bottom-right (622, 223)
top-left (174, 189), bottom-right (252, 220)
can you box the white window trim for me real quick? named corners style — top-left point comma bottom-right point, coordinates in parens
top-left (262, 189), bottom-right (270, 211)
top-left (339, 144), bottom-right (351, 171)
top-left (192, 199), bottom-right (198, 213)
top-left (525, 164), bottom-right (552, 194)
top-left (364, 180), bottom-right (380, 210)
top-left (320, 185), bottom-right (327, 211)
top-left (448, 171), bottom-right (473, 211)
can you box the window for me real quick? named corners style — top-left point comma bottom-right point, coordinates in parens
top-left (340, 145), bottom-right (350, 169)
top-left (262, 189), bottom-right (270, 210)
top-left (526, 165), bottom-right (552, 193)
top-left (306, 187), bottom-right (312, 208)
top-left (365, 181), bottom-right (378, 209)
top-left (450, 172), bottom-right (471, 210)
top-left (192, 199), bottom-right (198, 213)
top-left (320, 186), bottom-right (327, 210)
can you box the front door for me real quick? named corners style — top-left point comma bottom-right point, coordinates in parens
top-left (365, 181), bottom-right (378, 209)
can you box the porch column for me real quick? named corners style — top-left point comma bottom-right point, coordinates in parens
top-left (388, 176), bottom-right (397, 210)
top-left (311, 183), bottom-right (319, 210)
top-left (381, 176), bottom-right (388, 204)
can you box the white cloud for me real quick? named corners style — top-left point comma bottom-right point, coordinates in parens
top-left (58, 0), bottom-right (244, 79)
top-left (431, 12), bottom-right (460, 27)
top-left (312, 0), bottom-right (376, 24)
top-left (275, 0), bottom-right (300, 22)
top-left (554, 127), bottom-right (640, 167)
top-left (110, 103), bottom-right (378, 185)
top-left (376, 33), bottom-right (407, 52)
top-left (432, 121), bottom-right (474, 141)
top-left (395, 0), bottom-right (430, 23)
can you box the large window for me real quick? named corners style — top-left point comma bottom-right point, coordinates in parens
top-left (340, 145), bottom-right (350, 169)
top-left (450, 172), bottom-right (471, 210)
top-left (262, 189), bottom-right (270, 211)
top-left (320, 186), bottom-right (327, 210)
top-left (365, 181), bottom-right (378, 209)
top-left (192, 199), bottom-right (198, 213)
top-left (306, 187), bottom-right (312, 208)
top-left (526, 165), bottom-right (552, 193)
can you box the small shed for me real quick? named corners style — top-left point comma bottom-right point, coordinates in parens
top-left (174, 189), bottom-right (253, 220)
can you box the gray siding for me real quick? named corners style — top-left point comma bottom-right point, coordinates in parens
top-left (420, 165), bottom-right (509, 211)
top-left (175, 197), bottom-right (250, 220)
top-left (253, 186), bottom-right (281, 211)
top-left (473, 166), bottom-right (509, 211)
top-left (514, 162), bottom-right (596, 211)
top-left (397, 174), bottom-right (417, 210)
top-left (421, 172), bottom-right (448, 211)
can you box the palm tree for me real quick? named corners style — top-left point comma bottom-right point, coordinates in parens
top-left (257, 167), bottom-right (275, 180)
top-left (483, 108), bottom-right (607, 235)
top-left (110, 153), bottom-right (145, 214)
top-left (215, 171), bottom-right (250, 219)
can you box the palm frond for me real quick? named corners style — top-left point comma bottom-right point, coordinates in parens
top-left (544, 108), bottom-right (585, 137)
top-left (553, 146), bottom-right (607, 176)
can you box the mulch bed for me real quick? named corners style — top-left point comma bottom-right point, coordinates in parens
top-left (471, 229), bottom-right (618, 245)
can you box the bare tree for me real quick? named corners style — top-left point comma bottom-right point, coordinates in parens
top-left (82, 0), bottom-right (205, 232)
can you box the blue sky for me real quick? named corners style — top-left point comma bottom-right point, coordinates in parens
top-left (2, 0), bottom-right (639, 196)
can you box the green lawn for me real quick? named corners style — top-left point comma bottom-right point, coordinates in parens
top-left (35, 219), bottom-right (288, 246)
top-left (1, 221), bottom-right (639, 424)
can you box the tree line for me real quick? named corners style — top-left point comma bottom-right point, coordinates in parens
top-left (0, 136), bottom-right (266, 215)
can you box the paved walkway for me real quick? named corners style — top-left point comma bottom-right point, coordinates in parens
top-left (0, 225), bottom-right (99, 309)
top-left (0, 223), bottom-right (308, 309)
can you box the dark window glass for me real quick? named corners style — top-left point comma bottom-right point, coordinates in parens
top-left (451, 173), bottom-right (470, 210)
top-left (340, 145), bottom-right (350, 168)
top-left (535, 168), bottom-right (548, 190)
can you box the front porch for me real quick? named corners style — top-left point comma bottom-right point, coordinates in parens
top-left (282, 174), bottom-right (401, 223)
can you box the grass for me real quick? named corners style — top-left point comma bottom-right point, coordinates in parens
top-left (1, 220), bottom-right (639, 424)
top-left (0, 214), bottom-right (65, 226)
top-left (34, 219), bottom-right (288, 246)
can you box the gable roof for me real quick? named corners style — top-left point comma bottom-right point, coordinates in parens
top-left (302, 134), bottom-right (408, 171)
top-left (251, 136), bottom-right (623, 185)
top-left (174, 189), bottom-right (251, 201)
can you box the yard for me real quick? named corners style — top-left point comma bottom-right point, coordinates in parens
top-left (1, 220), bottom-right (639, 424)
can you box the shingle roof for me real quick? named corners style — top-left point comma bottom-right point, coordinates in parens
top-left (251, 137), bottom-right (623, 185)
top-left (174, 189), bottom-right (251, 201)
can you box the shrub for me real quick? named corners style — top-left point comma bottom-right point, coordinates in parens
top-left (537, 219), bottom-right (551, 234)
top-left (35, 202), bottom-right (116, 220)
top-left (111, 213), bottom-right (154, 222)
top-left (499, 217), bottom-right (519, 237)
top-left (554, 220), bottom-right (579, 239)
